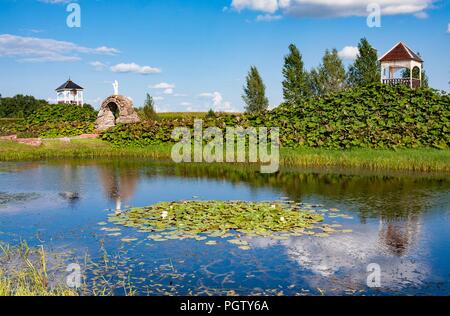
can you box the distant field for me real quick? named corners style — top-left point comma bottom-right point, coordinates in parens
top-left (157, 112), bottom-right (240, 120)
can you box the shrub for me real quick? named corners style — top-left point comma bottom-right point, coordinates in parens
top-left (0, 95), bottom-right (49, 118)
top-left (266, 83), bottom-right (449, 149)
top-left (27, 104), bottom-right (97, 125)
top-left (100, 84), bottom-right (449, 150)
top-left (0, 120), bottom-right (95, 138)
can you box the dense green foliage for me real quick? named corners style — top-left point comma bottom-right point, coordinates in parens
top-left (268, 84), bottom-right (449, 149)
top-left (347, 38), bottom-right (381, 86)
top-left (0, 95), bottom-right (49, 118)
top-left (101, 84), bottom-right (449, 150)
top-left (0, 120), bottom-right (95, 138)
top-left (0, 104), bottom-right (97, 138)
top-left (27, 104), bottom-right (97, 125)
top-left (100, 118), bottom-right (221, 146)
top-left (282, 44), bottom-right (311, 104)
top-left (242, 66), bottom-right (269, 113)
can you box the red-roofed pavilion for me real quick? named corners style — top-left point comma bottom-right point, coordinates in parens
top-left (379, 42), bottom-right (424, 89)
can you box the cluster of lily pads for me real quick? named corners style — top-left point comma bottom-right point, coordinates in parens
top-left (105, 201), bottom-right (353, 247)
top-left (90, 201), bottom-right (354, 295)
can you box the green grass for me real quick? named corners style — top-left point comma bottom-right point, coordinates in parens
top-left (0, 139), bottom-right (172, 161)
top-left (0, 139), bottom-right (449, 172)
top-left (281, 147), bottom-right (450, 172)
top-left (0, 243), bottom-right (77, 296)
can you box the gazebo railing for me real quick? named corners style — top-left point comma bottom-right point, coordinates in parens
top-left (382, 78), bottom-right (421, 89)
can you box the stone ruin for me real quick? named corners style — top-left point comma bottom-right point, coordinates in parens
top-left (95, 95), bottom-right (141, 131)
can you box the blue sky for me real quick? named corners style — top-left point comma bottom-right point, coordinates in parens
top-left (0, 0), bottom-right (449, 111)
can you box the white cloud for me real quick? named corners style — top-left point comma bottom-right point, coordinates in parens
top-left (414, 11), bottom-right (428, 19)
top-left (198, 92), bottom-right (236, 112)
top-left (256, 14), bottom-right (283, 22)
top-left (110, 63), bottom-right (161, 74)
top-left (0, 34), bottom-right (118, 62)
top-left (89, 61), bottom-right (107, 71)
top-left (151, 82), bottom-right (175, 94)
top-left (95, 46), bottom-right (120, 55)
top-left (231, 0), bottom-right (279, 13)
top-left (447, 23), bottom-right (450, 34)
top-left (39, 0), bottom-right (72, 4)
top-left (153, 96), bottom-right (164, 101)
top-left (248, 221), bottom-right (429, 289)
top-left (338, 46), bottom-right (359, 60)
top-left (151, 82), bottom-right (175, 89)
top-left (231, 0), bottom-right (436, 18)
top-left (28, 29), bottom-right (44, 34)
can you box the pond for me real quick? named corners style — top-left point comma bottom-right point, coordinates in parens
top-left (0, 160), bottom-right (449, 296)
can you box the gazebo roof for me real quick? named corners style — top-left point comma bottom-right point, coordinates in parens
top-left (56, 79), bottom-right (84, 91)
top-left (379, 42), bottom-right (423, 63)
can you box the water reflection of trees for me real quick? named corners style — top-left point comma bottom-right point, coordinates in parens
top-left (85, 160), bottom-right (449, 222)
top-left (378, 217), bottom-right (421, 256)
top-left (144, 163), bottom-right (449, 257)
top-left (96, 163), bottom-right (140, 210)
top-left (144, 163), bottom-right (449, 220)
top-left (32, 160), bottom-right (450, 257)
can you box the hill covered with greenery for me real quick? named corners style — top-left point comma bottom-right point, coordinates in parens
top-left (101, 84), bottom-right (449, 150)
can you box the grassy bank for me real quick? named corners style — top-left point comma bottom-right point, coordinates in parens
top-left (0, 243), bottom-right (77, 296)
top-left (0, 139), bottom-right (172, 161)
top-left (0, 139), bottom-right (449, 172)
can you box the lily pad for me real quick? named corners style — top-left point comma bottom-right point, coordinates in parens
top-left (108, 201), bottom-right (325, 239)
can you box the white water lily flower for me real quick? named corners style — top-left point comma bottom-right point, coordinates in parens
top-left (280, 217), bottom-right (286, 222)
top-left (161, 211), bottom-right (169, 219)
top-left (271, 205), bottom-right (276, 209)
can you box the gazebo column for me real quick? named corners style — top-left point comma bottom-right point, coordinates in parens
top-left (410, 62), bottom-right (413, 89)
top-left (419, 66), bottom-right (422, 88)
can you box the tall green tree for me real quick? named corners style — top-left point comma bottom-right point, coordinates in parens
top-left (242, 66), bottom-right (269, 113)
top-left (347, 38), bottom-right (380, 86)
top-left (142, 93), bottom-right (157, 120)
top-left (282, 44), bottom-right (311, 104)
top-left (310, 49), bottom-right (347, 95)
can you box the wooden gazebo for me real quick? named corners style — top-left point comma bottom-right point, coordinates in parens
top-left (379, 42), bottom-right (423, 89)
top-left (56, 79), bottom-right (84, 106)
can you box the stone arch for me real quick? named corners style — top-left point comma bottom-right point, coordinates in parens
top-left (95, 95), bottom-right (140, 131)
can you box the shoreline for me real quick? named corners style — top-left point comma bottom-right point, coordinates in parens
top-left (0, 139), bottom-right (449, 173)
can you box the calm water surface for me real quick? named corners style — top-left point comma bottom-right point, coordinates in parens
top-left (0, 160), bottom-right (449, 296)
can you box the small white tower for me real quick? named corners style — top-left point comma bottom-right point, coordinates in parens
top-left (56, 78), bottom-right (84, 106)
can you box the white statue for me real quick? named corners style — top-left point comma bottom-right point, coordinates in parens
top-left (112, 80), bottom-right (119, 96)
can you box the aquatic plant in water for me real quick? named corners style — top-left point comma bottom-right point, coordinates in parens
top-left (0, 192), bottom-right (39, 205)
top-left (108, 201), bottom-right (325, 240)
